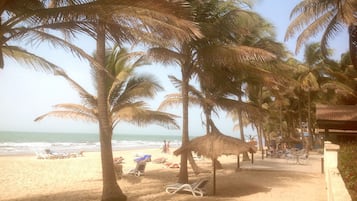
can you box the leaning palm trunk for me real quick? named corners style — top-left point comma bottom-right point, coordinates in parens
top-left (96, 22), bottom-right (126, 201)
top-left (349, 24), bottom-right (357, 71)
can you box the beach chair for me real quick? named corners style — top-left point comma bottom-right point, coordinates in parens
top-left (298, 152), bottom-right (309, 164)
top-left (165, 179), bottom-right (209, 197)
top-left (127, 160), bottom-right (147, 176)
top-left (127, 155), bottom-right (151, 176)
top-left (35, 151), bottom-right (50, 159)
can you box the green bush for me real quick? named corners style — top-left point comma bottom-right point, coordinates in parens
top-left (338, 141), bottom-right (357, 201)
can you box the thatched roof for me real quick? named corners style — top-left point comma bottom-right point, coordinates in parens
top-left (316, 104), bottom-right (357, 121)
top-left (174, 132), bottom-right (257, 159)
top-left (316, 104), bottom-right (357, 132)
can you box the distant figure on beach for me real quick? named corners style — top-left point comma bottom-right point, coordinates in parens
top-left (166, 141), bottom-right (170, 153)
top-left (162, 140), bottom-right (167, 153)
top-left (162, 140), bottom-right (170, 153)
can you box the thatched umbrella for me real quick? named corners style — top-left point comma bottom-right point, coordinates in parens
top-left (174, 123), bottom-right (257, 195)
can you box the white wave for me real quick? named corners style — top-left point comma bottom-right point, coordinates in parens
top-left (0, 139), bottom-right (181, 155)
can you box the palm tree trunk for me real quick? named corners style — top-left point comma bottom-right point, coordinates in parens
top-left (187, 152), bottom-right (202, 175)
top-left (307, 89), bottom-right (312, 151)
top-left (96, 21), bottom-right (126, 201)
top-left (238, 108), bottom-right (249, 161)
top-left (178, 64), bottom-right (190, 184)
top-left (257, 124), bottom-right (263, 150)
top-left (349, 24), bottom-right (357, 71)
top-left (237, 95), bottom-right (249, 161)
top-left (298, 96), bottom-right (304, 144)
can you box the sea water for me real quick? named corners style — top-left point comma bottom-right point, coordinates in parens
top-left (0, 131), bottom-right (182, 156)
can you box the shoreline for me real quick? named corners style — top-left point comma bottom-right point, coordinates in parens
top-left (0, 144), bottom-right (180, 157)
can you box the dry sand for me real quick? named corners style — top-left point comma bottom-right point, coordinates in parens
top-left (0, 148), bottom-right (327, 201)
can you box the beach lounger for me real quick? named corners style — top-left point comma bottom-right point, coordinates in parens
top-left (35, 151), bottom-right (51, 159)
top-left (165, 179), bottom-right (209, 197)
top-left (127, 160), bottom-right (147, 176)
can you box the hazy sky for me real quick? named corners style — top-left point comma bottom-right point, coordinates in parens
top-left (0, 0), bottom-right (349, 137)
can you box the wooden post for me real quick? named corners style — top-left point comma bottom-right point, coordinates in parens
top-left (237, 155), bottom-right (240, 169)
top-left (251, 152), bottom-right (254, 164)
top-left (212, 159), bottom-right (216, 195)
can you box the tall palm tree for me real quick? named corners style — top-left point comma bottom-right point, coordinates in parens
top-left (26, 1), bottom-right (200, 200)
top-left (283, 43), bottom-right (357, 149)
top-left (149, 0), bottom-right (276, 183)
top-left (35, 46), bottom-right (180, 199)
top-left (3, 1), bottom-right (200, 200)
top-left (285, 0), bottom-right (357, 69)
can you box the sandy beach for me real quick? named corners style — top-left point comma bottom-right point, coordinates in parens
top-left (0, 148), bottom-right (327, 201)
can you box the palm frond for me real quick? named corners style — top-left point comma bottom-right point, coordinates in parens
top-left (147, 47), bottom-right (184, 66)
top-left (286, 0), bottom-right (354, 55)
top-left (111, 101), bottom-right (146, 118)
top-left (3, 45), bottom-right (60, 73)
top-left (166, 75), bottom-right (207, 105)
top-left (321, 81), bottom-right (357, 98)
top-left (52, 103), bottom-right (94, 113)
top-left (115, 74), bottom-right (163, 104)
top-left (167, 75), bottom-right (183, 90)
top-left (285, 0), bottom-right (326, 41)
top-left (21, 29), bottom-right (105, 72)
top-left (198, 45), bottom-right (276, 67)
top-left (320, 16), bottom-right (345, 56)
top-left (131, 109), bottom-right (180, 130)
top-left (54, 69), bottom-right (97, 106)
top-left (39, 0), bottom-right (201, 45)
top-left (112, 103), bottom-right (180, 129)
top-left (289, 0), bottom-right (331, 19)
top-left (34, 110), bottom-right (97, 122)
top-left (295, 11), bottom-right (336, 53)
top-left (157, 93), bottom-right (183, 111)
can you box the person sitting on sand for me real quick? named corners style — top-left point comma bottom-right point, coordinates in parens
top-left (164, 162), bottom-right (180, 168)
top-left (152, 157), bottom-right (167, 164)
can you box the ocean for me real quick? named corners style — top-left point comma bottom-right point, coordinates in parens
top-left (0, 131), bottom-right (183, 156)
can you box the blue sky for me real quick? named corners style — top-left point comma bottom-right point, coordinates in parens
top-left (0, 1), bottom-right (349, 137)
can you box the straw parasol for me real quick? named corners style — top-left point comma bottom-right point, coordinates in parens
top-left (174, 121), bottom-right (257, 195)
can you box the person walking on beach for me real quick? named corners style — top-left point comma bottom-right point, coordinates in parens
top-left (162, 140), bottom-right (167, 153)
top-left (166, 141), bottom-right (170, 153)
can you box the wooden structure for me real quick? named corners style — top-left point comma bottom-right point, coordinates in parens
top-left (316, 104), bottom-right (357, 136)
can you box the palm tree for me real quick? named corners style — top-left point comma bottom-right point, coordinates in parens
top-left (27, 1), bottom-right (200, 200)
top-left (35, 46), bottom-right (180, 199)
top-left (3, 1), bottom-right (200, 200)
top-left (149, 0), bottom-right (276, 183)
top-left (285, 0), bottom-right (357, 69)
top-left (282, 43), bottom-right (357, 149)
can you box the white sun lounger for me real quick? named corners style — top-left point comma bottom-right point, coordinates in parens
top-left (165, 179), bottom-right (208, 197)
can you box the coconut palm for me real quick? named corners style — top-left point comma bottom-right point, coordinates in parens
top-left (35, 47), bottom-right (181, 200)
top-left (149, 0), bottom-right (276, 183)
top-left (281, 43), bottom-right (357, 149)
top-left (26, 1), bottom-right (200, 200)
top-left (3, 1), bottom-right (200, 200)
top-left (285, 0), bottom-right (357, 69)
